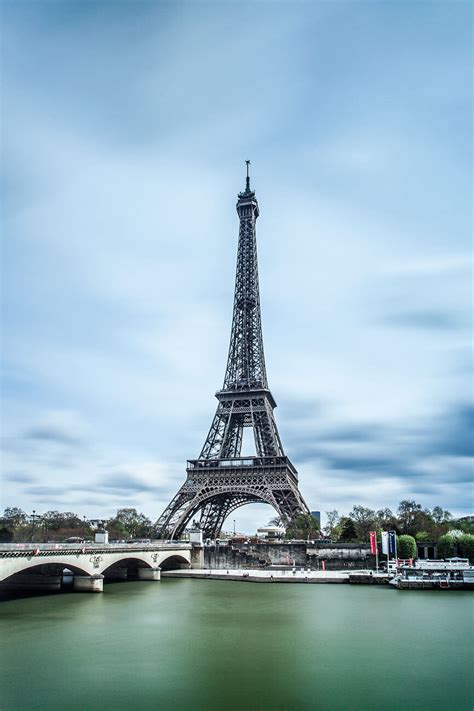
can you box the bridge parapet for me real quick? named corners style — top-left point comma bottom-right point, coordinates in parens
top-left (0, 542), bottom-right (190, 554)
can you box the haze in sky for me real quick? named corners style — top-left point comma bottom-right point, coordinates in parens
top-left (2, 0), bottom-right (472, 532)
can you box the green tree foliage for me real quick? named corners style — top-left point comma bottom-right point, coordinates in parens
top-left (349, 506), bottom-right (377, 540)
top-left (42, 511), bottom-right (82, 531)
top-left (2, 508), bottom-right (34, 542)
top-left (42, 511), bottom-right (62, 531)
top-left (285, 513), bottom-right (320, 540)
top-left (431, 506), bottom-right (452, 524)
top-left (3, 507), bottom-right (27, 527)
top-left (438, 533), bottom-right (474, 561)
top-left (397, 500), bottom-right (434, 536)
top-left (436, 534), bottom-right (458, 559)
top-left (338, 517), bottom-right (357, 541)
top-left (108, 508), bottom-right (152, 539)
top-left (324, 510), bottom-right (340, 538)
top-left (415, 531), bottom-right (429, 542)
top-left (457, 534), bottom-right (474, 561)
top-left (0, 526), bottom-right (14, 542)
top-left (267, 516), bottom-right (282, 527)
top-left (453, 518), bottom-right (473, 534)
top-left (397, 534), bottom-right (417, 559)
top-left (375, 508), bottom-right (398, 532)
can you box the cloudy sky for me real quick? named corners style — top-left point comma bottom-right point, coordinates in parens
top-left (2, 0), bottom-right (472, 532)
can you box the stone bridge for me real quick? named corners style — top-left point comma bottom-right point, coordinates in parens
top-left (0, 543), bottom-right (200, 593)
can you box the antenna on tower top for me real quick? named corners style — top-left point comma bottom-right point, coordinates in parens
top-left (245, 160), bottom-right (251, 191)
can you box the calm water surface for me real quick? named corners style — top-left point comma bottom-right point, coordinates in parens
top-left (1, 579), bottom-right (472, 711)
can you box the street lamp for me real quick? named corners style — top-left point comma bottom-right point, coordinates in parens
top-left (233, 519), bottom-right (236, 536)
top-left (31, 510), bottom-right (36, 542)
top-left (83, 515), bottom-right (87, 541)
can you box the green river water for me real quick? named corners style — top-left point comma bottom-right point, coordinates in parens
top-left (1, 579), bottom-right (472, 711)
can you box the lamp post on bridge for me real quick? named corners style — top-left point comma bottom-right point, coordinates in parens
top-left (31, 510), bottom-right (36, 542)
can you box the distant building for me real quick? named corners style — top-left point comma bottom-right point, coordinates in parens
top-left (311, 511), bottom-right (321, 527)
top-left (257, 527), bottom-right (285, 540)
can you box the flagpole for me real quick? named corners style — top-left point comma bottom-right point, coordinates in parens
top-left (388, 530), bottom-right (398, 571)
top-left (382, 531), bottom-right (389, 574)
top-left (370, 531), bottom-right (379, 574)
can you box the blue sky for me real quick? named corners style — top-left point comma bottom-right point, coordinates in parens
top-left (2, 0), bottom-right (472, 532)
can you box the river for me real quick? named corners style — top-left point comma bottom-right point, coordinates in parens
top-left (1, 579), bottom-right (472, 710)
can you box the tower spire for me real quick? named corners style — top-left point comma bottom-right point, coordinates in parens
top-left (245, 159), bottom-right (251, 192)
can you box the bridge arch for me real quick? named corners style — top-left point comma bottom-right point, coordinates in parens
top-left (101, 556), bottom-right (153, 581)
top-left (0, 560), bottom-right (91, 594)
top-left (0, 557), bottom-right (91, 582)
top-left (160, 554), bottom-right (191, 571)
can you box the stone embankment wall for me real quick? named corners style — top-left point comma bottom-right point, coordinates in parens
top-left (204, 542), bottom-right (375, 570)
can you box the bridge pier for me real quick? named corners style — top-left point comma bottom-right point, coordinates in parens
top-left (73, 574), bottom-right (104, 593)
top-left (191, 545), bottom-right (204, 569)
top-left (137, 567), bottom-right (161, 581)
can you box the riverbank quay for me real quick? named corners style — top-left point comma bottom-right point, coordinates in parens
top-left (204, 540), bottom-right (376, 570)
top-left (161, 568), bottom-right (391, 584)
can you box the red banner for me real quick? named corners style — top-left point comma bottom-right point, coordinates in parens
top-left (369, 531), bottom-right (377, 554)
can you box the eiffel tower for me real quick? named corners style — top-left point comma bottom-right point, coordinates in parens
top-left (155, 163), bottom-right (310, 539)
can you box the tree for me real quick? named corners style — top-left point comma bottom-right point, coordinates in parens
top-left (431, 506), bottom-right (452, 524)
top-left (457, 534), bottom-right (474, 562)
top-left (61, 512), bottom-right (82, 529)
top-left (267, 516), bottom-right (282, 527)
top-left (375, 508), bottom-right (398, 532)
top-left (324, 510), bottom-right (340, 538)
top-left (453, 518), bottom-right (473, 534)
top-left (41, 511), bottom-right (81, 531)
top-left (0, 526), bottom-right (13, 542)
top-left (397, 500), bottom-right (432, 536)
top-left (338, 517), bottom-right (357, 541)
top-left (285, 514), bottom-right (320, 540)
top-left (3, 507), bottom-right (27, 528)
top-left (109, 508), bottom-right (152, 539)
top-left (397, 535), bottom-right (417, 559)
top-left (349, 505), bottom-right (377, 540)
top-left (415, 531), bottom-right (429, 542)
top-left (437, 534), bottom-right (458, 559)
top-left (42, 511), bottom-right (64, 531)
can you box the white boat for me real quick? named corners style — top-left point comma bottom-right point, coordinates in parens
top-left (389, 558), bottom-right (474, 590)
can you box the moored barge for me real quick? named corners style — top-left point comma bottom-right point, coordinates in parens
top-left (389, 558), bottom-right (474, 590)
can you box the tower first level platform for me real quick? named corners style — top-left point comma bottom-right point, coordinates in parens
top-left (158, 456), bottom-right (307, 540)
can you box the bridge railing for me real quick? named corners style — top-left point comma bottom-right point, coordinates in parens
top-left (0, 542), bottom-right (191, 552)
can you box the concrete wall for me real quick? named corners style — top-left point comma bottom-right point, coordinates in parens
top-left (204, 542), bottom-right (375, 570)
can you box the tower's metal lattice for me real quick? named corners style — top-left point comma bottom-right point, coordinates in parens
top-left (155, 164), bottom-right (310, 539)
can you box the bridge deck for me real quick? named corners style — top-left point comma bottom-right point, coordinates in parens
top-left (0, 543), bottom-right (190, 559)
